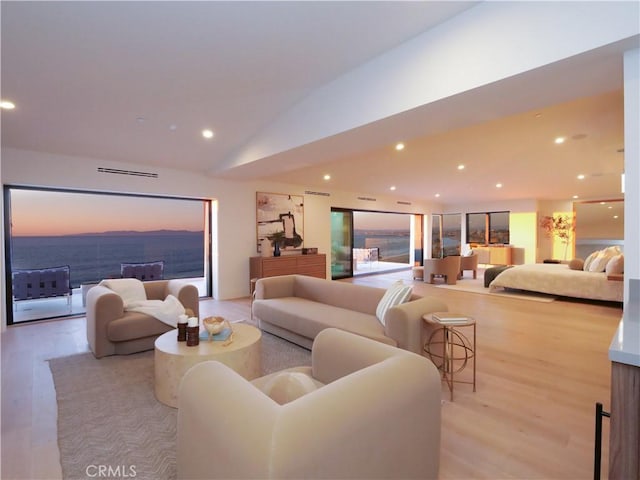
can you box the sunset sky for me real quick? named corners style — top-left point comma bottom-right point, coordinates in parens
top-left (10, 189), bottom-right (205, 236)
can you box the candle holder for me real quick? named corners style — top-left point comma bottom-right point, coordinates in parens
top-left (186, 326), bottom-right (199, 346)
top-left (177, 323), bottom-right (187, 342)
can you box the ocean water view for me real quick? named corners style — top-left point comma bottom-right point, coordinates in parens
top-left (10, 231), bottom-right (205, 288)
top-left (354, 229), bottom-right (410, 263)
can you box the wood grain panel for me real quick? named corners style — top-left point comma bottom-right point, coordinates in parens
top-left (250, 254), bottom-right (326, 281)
top-left (609, 361), bottom-right (640, 479)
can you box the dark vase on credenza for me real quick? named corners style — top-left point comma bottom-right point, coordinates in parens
top-left (273, 242), bottom-right (281, 257)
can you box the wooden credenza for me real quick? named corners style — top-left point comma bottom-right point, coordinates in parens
top-left (250, 254), bottom-right (326, 281)
top-left (473, 245), bottom-right (513, 265)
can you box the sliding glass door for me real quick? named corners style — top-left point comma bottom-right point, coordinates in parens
top-left (330, 209), bottom-right (353, 279)
top-left (4, 186), bottom-right (212, 324)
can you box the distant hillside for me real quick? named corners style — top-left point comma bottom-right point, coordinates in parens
top-left (75, 229), bottom-right (204, 236)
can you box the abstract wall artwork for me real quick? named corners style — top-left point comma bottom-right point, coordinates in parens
top-left (256, 192), bottom-right (304, 253)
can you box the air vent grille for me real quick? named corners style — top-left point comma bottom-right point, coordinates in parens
top-left (304, 190), bottom-right (330, 196)
top-left (97, 167), bottom-right (158, 178)
top-left (397, 201), bottom-right (412, 205)
top-left (357, 196), bottom-right (376, 202)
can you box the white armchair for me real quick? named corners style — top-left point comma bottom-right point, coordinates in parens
top-left (177, 328), bottom-right (442, 479)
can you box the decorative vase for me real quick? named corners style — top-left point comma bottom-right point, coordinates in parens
top-left (273, 242), bottom-right (281, 257)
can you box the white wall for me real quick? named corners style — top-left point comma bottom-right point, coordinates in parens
top-left (623, 48), bottom-right (639, 308)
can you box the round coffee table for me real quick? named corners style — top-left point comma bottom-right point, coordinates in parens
top-left (154, 323), bottom-right (262, 407)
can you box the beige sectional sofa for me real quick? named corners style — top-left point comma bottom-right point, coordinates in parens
top-left (177, 328), bottom-right (442, 479)
top-left (253, 274), bottom-right (448, 354)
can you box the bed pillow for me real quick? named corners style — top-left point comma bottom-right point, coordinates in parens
top-left (589, 246), bottom-right (621, 273)
top-left (605, 254), bottom-right (624, 275)
top-left (376, 280), bottom-right (413, 326)
top-left (569, 258), bottom-right (584, 270)
top-left (583, 251), bottom-right (599, 271)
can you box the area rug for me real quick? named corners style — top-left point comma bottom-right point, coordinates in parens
top-left (436, 278), bottom-right (557, 303)
top-left (48, 331), bottom-right (311, 480)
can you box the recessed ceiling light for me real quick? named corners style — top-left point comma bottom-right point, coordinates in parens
top-left (169, 124), bottom-right (177, 131)
top-left (614, 215), bottom-right (619, 219)
top-left (202, 129), bottom-right (214, 139)
top-left (577, 174), bottom-right (585, 180)
top-left (572, 195), bottom-right (579, 199)
top-left (608, 206), bottom-right (613, 209)
top-left (323, 174), bottom-right (331, 181)
top-left (554, 137), bottom-right (565, 144)
top-left (496, 183), bottom-right (503, 188)
top-left (457, 164), bottom-right (465, 170)
top-left (1, 100), bottom-right (16, 110)
top-left (390, 186), bottom-right (396, 191)
top-left (395, 143), bottom-right (404, 151)
top-left (600, 201), bottom-right (606, 205)
top-left (435, 193), bottom-right (440, 198)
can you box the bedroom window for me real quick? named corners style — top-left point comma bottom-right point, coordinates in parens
top-left (466, 211), bottom-right (510, 245)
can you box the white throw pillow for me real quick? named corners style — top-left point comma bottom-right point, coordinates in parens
top-left (376, 280), bottom-right (413, 326)
top-left (583, 251), bottom-right (599, 271)
top-left (261, 372), bottom-right (320, 405)
top-left (588, 246), bottom-right (620, 273)
top-left (100, 278), bottom-right (147, 307)
top-left (605, 254), bottom-right (624, 275)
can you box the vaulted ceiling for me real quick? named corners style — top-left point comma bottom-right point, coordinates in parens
top-left (0, 1), bottom-right (633, 207)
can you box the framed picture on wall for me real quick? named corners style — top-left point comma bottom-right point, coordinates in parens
top-left (256, 192), bottom-right (304, 253)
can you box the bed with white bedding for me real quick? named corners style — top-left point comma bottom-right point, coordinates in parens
top-left (488, 263), bottom-right (623, 302)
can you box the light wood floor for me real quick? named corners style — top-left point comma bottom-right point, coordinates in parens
top-left (1, 271), bottom-right (622, 479)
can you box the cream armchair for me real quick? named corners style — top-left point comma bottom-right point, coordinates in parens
top-left (86, 279), bottom-right (199, 358)
top-left (177, 328), bottom-right (442, 479)
top-left (423, 255), bottom-right (461, 285)
top-left (459, 252), bottom-right (479, 279)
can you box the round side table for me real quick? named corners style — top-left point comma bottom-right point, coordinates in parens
top-left (423, 312), bottom-right (476, 401)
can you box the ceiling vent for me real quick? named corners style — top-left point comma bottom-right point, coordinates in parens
top-left (397, 201), bottom-right (412, 205)
top-left (357, 196), bottom-right (376, 202)
top-left (304, 190), bottom-right (330, 196)
top-left (97, 167), bottom-right (158, 178)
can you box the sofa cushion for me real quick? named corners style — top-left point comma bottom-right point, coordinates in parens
top-left (260, 371), bottom-right (322, 404)
top-left (375, 280), bottom-right (412, 325)
top-left (254, 297), bottom-right (395, 346)
top-left (107, 311), bottom-right (172, 342)
top-left (292, 275), bottom-right (384, 315)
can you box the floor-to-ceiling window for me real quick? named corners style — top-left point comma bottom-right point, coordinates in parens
top-left (331, 208), bottom-right (418, 279)
top-left (4, 187), bottom-right (212, 323)
top-left (432, 213), bottom-right (462, 258)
